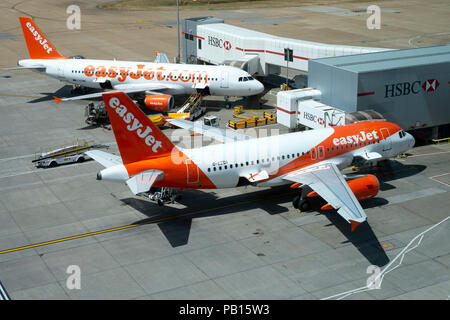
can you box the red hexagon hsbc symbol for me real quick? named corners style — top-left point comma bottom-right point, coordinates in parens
top-left (224, 41), bottom-right (231, 51)
top-left (422, 79), bottom-right (440, 92)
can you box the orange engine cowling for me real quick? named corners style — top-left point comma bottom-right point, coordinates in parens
top-left (144, 95), bottom-right (174, 112)
top-left (347, 174), bottom-right (379, 201)
top-left (307, 174), bottom-right (379, 211)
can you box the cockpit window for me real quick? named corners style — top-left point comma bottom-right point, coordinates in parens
top-left (399, 130), bottom-right (406, 138)
top-left (238, 77), bottom-right (243, 82)
top-left (243, 77), bottom-right (248, 81)
top-left (248, 76), bottom-right (254, 80)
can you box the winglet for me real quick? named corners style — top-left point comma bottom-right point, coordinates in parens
top-left (349, 220), bottom-right (361, 232)
top-left (53, 96), bottom-right (62, 104)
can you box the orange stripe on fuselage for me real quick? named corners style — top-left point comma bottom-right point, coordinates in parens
top-left (263, 121), bottom-right (401, 182)
top-left (123, 147), bottom-right (216, 189)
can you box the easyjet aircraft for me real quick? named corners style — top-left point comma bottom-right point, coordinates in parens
top-left (13, 17), bottom-right (264, 112)
top-left (86, 92), bottom-right (415, 232)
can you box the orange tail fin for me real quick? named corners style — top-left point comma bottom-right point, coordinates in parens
top-left (102, 92), bottom-right (175, 164)
top-left (19, 17), bottom-right (66, 59)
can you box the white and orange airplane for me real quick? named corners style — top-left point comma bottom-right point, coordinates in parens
top-left (13, 17), bottom-right (264, 112)
top-left (86, 92), bottom-right (415, 232)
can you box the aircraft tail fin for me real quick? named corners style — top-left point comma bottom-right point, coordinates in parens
top-left (102, 92), bottom-right (176, 164)
top-left (19, 17), bottom-right (66, 59)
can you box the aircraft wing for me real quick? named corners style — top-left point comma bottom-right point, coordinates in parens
top-left (284, 163), bottom-right (367, 231)
top-left (55, 83), bottom-right (182, 103)
top-left (85, 150), bottom-right (122, 168)
top-left (166, 118), bottom-right (252, 143)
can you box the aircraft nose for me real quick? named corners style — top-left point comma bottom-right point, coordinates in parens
top-left (407, 133), bottom-right (415, 149)
top-left (254, 80), bottom-right (264, 94)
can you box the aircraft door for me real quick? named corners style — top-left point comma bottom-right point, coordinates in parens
top-left (310, 148), bottom-right (317, 161)
top-left (318, 145), bottom-right (325, 159)
top-left (185, 159), bottom-right (199, 184)
top-left (57, 63), bottom-right (64, 77)
top-left (380, 128), bottom-right (392, 151)
top-left (220, 71), bottom-right (229, 88)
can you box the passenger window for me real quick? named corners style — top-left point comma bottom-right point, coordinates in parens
top-left (246, 161), bottom-right (249, 166)
top-left (208, 168), bottom-right (210, 172)
top-left (213, 167), bottom-right (216, 171)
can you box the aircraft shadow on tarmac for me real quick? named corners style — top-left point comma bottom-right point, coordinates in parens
top-left (27, 85), bottom-right (74, 103)
top-left (121, 182), bottom-right (401, 266)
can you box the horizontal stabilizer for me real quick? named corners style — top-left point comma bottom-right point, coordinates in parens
top-left (126, 170), bottom-right (163, 195)
top-left (85, 150), bottom-right (122, 168)
top-left (4, 66), bottom-right (45, 70)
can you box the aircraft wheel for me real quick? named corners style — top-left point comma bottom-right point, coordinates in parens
top-left (299, 199), bottom-right (311, 212)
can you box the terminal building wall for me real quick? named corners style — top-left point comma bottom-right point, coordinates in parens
top-left (308, 45), bottom-right (450, 130)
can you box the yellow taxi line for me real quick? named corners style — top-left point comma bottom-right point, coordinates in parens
top-left (0, 197), bottom-right (265, 255)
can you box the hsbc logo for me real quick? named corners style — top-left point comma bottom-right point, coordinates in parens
top-left (384, 78), bottom-right (440, 98)
top-left (208, 36), bottom-right (231, 50)
top-left (303, 112), bottom-right (324, 125)
top-left (422, 79), bottom-right (439, 92)
top-left (224, 41), bottom-right (231, 50)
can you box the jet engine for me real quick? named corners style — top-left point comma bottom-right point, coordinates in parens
top-left (294, 174), bottom-right (379, 211)
top-left (144, 95), bottom-right (174, 112)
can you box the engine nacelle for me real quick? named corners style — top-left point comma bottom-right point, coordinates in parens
top-left (307, 174), bottom-right (379, 210)
top-left (144, 95), bottom-right (174, 112)
top-left (347, 174), bottom-right (379, 201)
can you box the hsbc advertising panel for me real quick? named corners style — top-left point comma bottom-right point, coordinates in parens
top-left (383, 78), bottom-right (441, 98)
top-left (355, 70), bottom-right (449, 129)
top-left (196, 28), bottom-right (241, 65)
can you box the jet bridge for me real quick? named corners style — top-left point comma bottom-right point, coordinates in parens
top-left (182, 17), bottom-right (390, 76)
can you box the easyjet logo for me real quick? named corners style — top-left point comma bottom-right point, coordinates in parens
top-left (25, 22), bottom-right (53, 54)
top-left (333, 130), bottom-right (379, 146)
top-left (109, 97), bottom-right (162, 152)
top-left (84, 64), bottom-right (208, 84)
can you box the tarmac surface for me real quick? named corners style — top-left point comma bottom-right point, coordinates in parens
top-left (0, 0), bottom-right (449, 300)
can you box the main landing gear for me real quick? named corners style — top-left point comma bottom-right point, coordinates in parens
top-left (292, 189), bottom-right (311, 212)
top-left (146, 187), bottom-right (181, 206)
